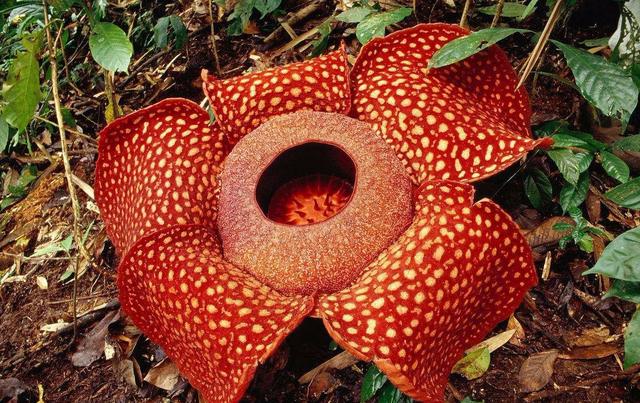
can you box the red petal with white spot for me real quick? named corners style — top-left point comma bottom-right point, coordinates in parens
top-left (95, 98), bottom-right (227, 255)
top-left (118, 225), bottom-right (314, 403)
top-left (319, 180), bottom-right (537, 401)
top-left (202, 47), bottom-right (351, 147)
top-left (350, 23), bottom-right (551, 184)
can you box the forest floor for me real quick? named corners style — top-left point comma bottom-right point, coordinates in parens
top-left (1, 1), bottom-right (639, 402)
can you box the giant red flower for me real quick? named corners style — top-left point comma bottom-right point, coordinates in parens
top-left (95, 24), bottom-right (550, 402)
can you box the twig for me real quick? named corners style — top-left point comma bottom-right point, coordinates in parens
top-left (52, 299), bottom-right (121, 336)
top-left (490, 0), bottom-right (506, 27)
top-left (460, 0), bottom-right (473, 28)
top-left (103, 69), bottom-right (120, 120)
top-left (42, 0), bottom-right (90, 344)
top-left (517, 0), bottom-right (564, 89)
top-left (264, 0), bottom-right (322, 44)
top-left (208, 0), bottom-right (221, 76)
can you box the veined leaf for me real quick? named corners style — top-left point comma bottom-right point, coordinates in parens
top-left (360, 365), bottom-right (387, 402)
top-left (624, 309), bottom-right (640, 369)
top-left (600, 151), bottom-right (630, 183)
top-left (1, 46), bottom-right (42, 130)
top-left (551, 40), bottom-right (639, 125)
top-left (605, 177), bottom-right (640, 209)
top-left (605, 280), bottom-right (640, 303)
top-left (559, 172), bottom-right (589, 213)
top-left (546, 149), bottom-right (581, 185)
top-left (89, 22), bottom-right (133, 72)
top-left (430, 28), bottom-right (531, 68)
top-left (584, 227), bottom-right (640, 281)
top-left (336, 6), bottom-right (374, 23)
top-left (524, 168), bottom-right (552, 209)
top-left (452, 347), bottom-right (490, 380)
top-left (355, 7), bottom-right (412, 44)
top-left (575, 152), bottom-right (593, 173)
top-left (378, 382), bottom-right (412, 403)
top-left (477, 3), bottom-right (535, 19)
top-left (613, 134), bottom-right (640, 152)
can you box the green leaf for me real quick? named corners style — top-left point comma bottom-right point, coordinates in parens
top-left (2, 49), bottom-right (42, 130)
top-left (153, 16), bottom-right (170, 48)
top-left (559, 172), bottom-right (589, 213)
top-left (60, 234), bottom-right (73, 253)
top-left (581, 37), bottom-right (610, 47)
top-left (336, 6), bottom-right (374, 23)
top-left (477, 3), bottom-right (533, 18)
top-left (355, 7), bottom-right (412, 45)
top-left (310, 19), bottom-right (332, 58)
top-left (624, 310), bottom-right (640, 369)
top-left (378, 382), bottom-right (412, 403)
top-left (461, 397), bottom-right (484, 403)
top-left (524, 168), bottom-right (552, 209)
top-left (551, 40), bottom-right (639, 125)
top-left (169, 15), bottom-right (187, 49)
top-left (551, 132), bottom-right (604, 152)
top-left (605, 280), bottom-right (640, 304)
top-left (89, 22), bottom-right (133, 72)
top-left (253, 0), bottom-right (281, 18)
top-left (0, 117), bottom-right (8, 152)
top-left (93, 0), bottom-right (107, 20)
top-left (452, 347), bottom-right (490, 380)
top-left (605, 177), bottom-right (640, 209)
top-left (360, 365), bottom-right (387, 402)
top-left (546, 149), bottom-right (581, 185)
top-left (583, 227), bottom-right (640, 280)
top-left (601, 151), bottom-right (630, 183)
top-left (518, 0), bottom-right (539, 21)
top-left (430, 28), bottom-right (531, 68)
top-left (613, 134), bottom-right (640, 152)
top-left (575, 152), bottom-right (593, 173)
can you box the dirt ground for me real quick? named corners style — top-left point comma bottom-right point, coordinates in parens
top-left (1, 1), bottom-right (639, 402)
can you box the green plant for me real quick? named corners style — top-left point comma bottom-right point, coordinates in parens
top-left (336, 2), bottom-right (412, 44)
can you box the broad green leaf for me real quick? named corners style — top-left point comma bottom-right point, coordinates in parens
top-left (584, 227), bottom-right (640, 280)
top-left (601, 151), bottom-right (630, 183)
top-left (378, 382), bottom-right (412, 403)
top-left (253, 0), bottom-right (282, 18)
top-left (360, 365), bottom-right (387, 402)
top-left (153, 15), bottom-right (170, 48)
top-left (559, 172), bottom-right (589, 213)
top-left (624, 309), bottom-right (640, 369)
top-left (524, 168), bottom-right (552, 209)
top-left (310, 19), bottom-right (332, 57)
top-left (575, 152), bottom-right (593, 173)
top-left (605, 280), bottom-right (640, 303)
top-left (546, 149), bottom-right (581, 185)
top-left (356, 7), bottom-right (412, 44)
top-left (518, 0), bottom-right (539, 21)
top-left (613, 134), bottom-right (640, 152)
top-left (169, 15), bottom-right (187, 49)
top-left (2, 49), bottom-right (42, 130)
top-left (430, 28), bottom-right (531, 68)
top-left (336, 6), bottom-right (374, 23)
top-left (477, 3), bottom-right (533, 18)
top-left (581, 37), bottom-right (610, 47)
top-left (452, 347), bottom-right (490, 380)
top-left (89, 22), bottom-right (133, 72)
top-left (0, 117), bottom-right (8, 152)
top-left (605, 177), bottom-right (640, 209)
top-left (461, 398), bottom-right (484, 403)
top-left (551, 40), bottom-right (639, 125)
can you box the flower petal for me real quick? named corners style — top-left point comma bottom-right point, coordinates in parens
top-left (202, 46), bottom-right (351, 147)
top-left (319, 180), bottom-right (537, 401)
top-left (350, 23), bottom-right (551, 184)
top-left (119, 224), bottom-right (314, 402)
top-left (95, 98), bottom-right (227, 254)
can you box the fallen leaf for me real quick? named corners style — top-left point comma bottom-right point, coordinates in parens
top-left (467, 329), bottom-right (516, 353)
top-left (115, 358), bottom-right (139, 387)
top-left (559, 342), bottom-right (622, 360)
top-left (308, 371), bottom-right (340, 399)
top-left (453, 347), bottom-right (490, 380)
top-left (565, 326), bottom-right (612, 347)
top-left (71, 310), bottom-right (120, 367)
top-left (519, 349), bottom-right (558, 393)
top-left (524, 216), bottom-right (574, 248)
top-left (299, 351), bottom-right (358, 383)
top-left (36, 276), bottom-right (48, 290)
top-left (144, 359), bottom-right (180, 391)
top-left (40, 321), bottom-right (70, 333)
top-left (507, 315), bottom-right (526, 347)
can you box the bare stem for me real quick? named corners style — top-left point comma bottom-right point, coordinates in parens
top-left (517, 0), bottom-right (564, 89)
top-left (209, 0), bottom-right (222, 75)
top-left (460, 0), bottom-right (473, 28)
top-left (490, 0), bottom-right (506, 27)
top-left (42, 0), bottom-right (90, 343)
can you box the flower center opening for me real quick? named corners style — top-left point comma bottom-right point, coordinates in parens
top-left (255, 142), bottom-right (356, 226)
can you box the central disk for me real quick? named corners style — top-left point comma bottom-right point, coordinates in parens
top-left (217, 111), bottom-right (414, 295)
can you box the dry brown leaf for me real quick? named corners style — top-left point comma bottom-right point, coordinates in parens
top-left (559, 342), bottom-right (622, 360)
top-left (524, 217), bottom-right (574, 248)
top-left (144, 359), bottom-right (180, 391)
top-left (507, 315), bottom-right (526, 347)
top-left (519, 349), bottom-right (559, 393)
top-left (298, 351), bottom-right (358, 384)
top-left (71, 310), bottom-right (120, 367)
top-left (565, 326), bottom-right (612, 348)
top-left (467, 329), bottom-right (516, 353)
top-left (308, 371), bottom-right (340, 399)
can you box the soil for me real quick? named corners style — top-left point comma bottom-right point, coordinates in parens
top-left (1, 1), bottom-right (639, 403)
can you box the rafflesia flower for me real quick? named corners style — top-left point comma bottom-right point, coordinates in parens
top-left (95, 23), bottom-right (552, 402)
